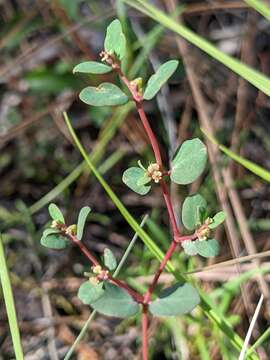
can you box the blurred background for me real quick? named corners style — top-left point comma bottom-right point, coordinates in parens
top-left (0, 0), bottom-right (270, 359)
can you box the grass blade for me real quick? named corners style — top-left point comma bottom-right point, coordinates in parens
top-left (243, 0), bottom-right (270, 21)
top-left (202, 129), bottom-right (270, 182)
top-left (0, 235), bottom-right (24, 360)
top-left (248, 326), bottom-right (270, 355)
top-left (123, 0), bottom-right (270, 96)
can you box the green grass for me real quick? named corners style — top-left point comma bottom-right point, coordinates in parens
top-left (123, 0), bottom-right (270, 96)
top-left (0, 235), bottom-right (24, 360)
top-left (243, 0), bottom-right (270, 21)
top-left (202, 129), bottom-right (270, 183)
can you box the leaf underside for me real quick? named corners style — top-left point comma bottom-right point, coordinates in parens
top-left (149, 283), bottom-right (200, 316)
top-left (90, 283), bottom-right (140, 318)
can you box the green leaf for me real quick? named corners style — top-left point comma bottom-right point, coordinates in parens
top-left (104, 19), bottom-right (126, 60)
top-left (137, 174), bottom-right (151, 186)
top-left (170, 139), bottom-right (207, 185)
top-left (182, 240), bottom-right (198, 256)
top-left (79, 83), bottom-right (129, 107)
top-left (77, 206), bottom-right (91, 240)
top-left (78, 281), bottom-right (104, 304)
top-left (90, 283), bottom-right (140, 318)
top-left (143, 60), bottom-right (179, 100)
top-left (122, 167), bottom-right (151, 195)
top-left (41, 234), bottom-right (68, 249)
top-left (103, 248), bottom-right (117, 271)
top-left (209, 211), bottom-right (226, 229)
top-left (48, 203), bottom-right (65, 223)
top-left (73, 61), bottom-right (112, 74)
top-left (182, 194), bottom-right (207, 231)
top-left (149, 283), bottom-right (200, 316)
top-left (195, 239), bottom-right (220, 258)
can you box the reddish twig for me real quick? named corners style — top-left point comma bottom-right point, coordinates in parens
top-left (142, 304), bottom-right (149, 360)
top-left (62, 228), bottom-right (144, 303)
top-left (144, 240), bottom-right (178, 304)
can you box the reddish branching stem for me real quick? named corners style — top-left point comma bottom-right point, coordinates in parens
top-left (142, 304), bottom-right (149, 360)
top-left (61, 227), bottom-right (144, 303)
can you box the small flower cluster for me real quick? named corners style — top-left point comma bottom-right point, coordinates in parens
top-left (147, 163), bottom-right (163, 183)
top-left (88, 265), bottom-right (109, 285)
top-left (196, 218), bottom-right (213, 241)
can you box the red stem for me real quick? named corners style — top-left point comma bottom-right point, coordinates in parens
top-left (114, 68), bottom-right (184, 300)
top-left (66, 232), bottom-right (144, 303)
top-left (136, 102), bottom-right (163, 166)
top-left (67, 233), bottom-right (100, 266)
top-left (144, 240), bottom-right (178, 304)
top-left (160, 180), bottom-right (180, 238)
top-left (142, 304), bottom-right (149, 360)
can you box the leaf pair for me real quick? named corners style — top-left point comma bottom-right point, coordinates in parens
top-left (181, 194), bottom-right (225, 257)
top-left (78, 281), bottom-right (200, 318)
top-left (41, 204), bottom-right (91, 250)
top-left (74, 20), bottom-right (179, 108)
top-left (122, 138), bottom-right (208, 196)
top-left (41, 204), bottom-right (68, 249)
top-left (181, 194), bottom-right (225, 232)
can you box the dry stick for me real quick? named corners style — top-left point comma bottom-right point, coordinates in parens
top-left (164, 0), bottom-right (253, 315)
top-left (224, 10), bottom-right (270, 299)
top-left (222, 169), bottom-right (270, 299)
top-left (230, 11), bottom-right (256, 154)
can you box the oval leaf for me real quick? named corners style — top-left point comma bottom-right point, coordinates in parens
top-left (48, 203), bottom-right (65, 223)
top-left (73, 61), bottom-right (112, 74)
top-left (182, 194), bottom-right (207, 231)
top-left (78, 281), bottom-right (104, 304)
top-left (90, 283), bottom-right (140, 318)
top-left (195, 239), bottom-right (220, 258)
top-left (170, 138), bottom-right (207, 185)
top-left (209, 211), bottom-right (226, 229)
top-left (41, 234), bottom-right (68, 249)
top-left (79, 83), bottom-right (128, 107)
top-left (77, 206), bottom-right (91, 240)
top-left (182, 240), bottom-right (198, 256)
top-left (122, 167), bottom-right (151, 195)
top-left (149, 283), bottom-right (200, 317)
top-left (143, 60), bottom-right (179, 100)
top-left (104, 19), bottom-right (126, 60)
top-left (104, 248), bottom-right (117, 271)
